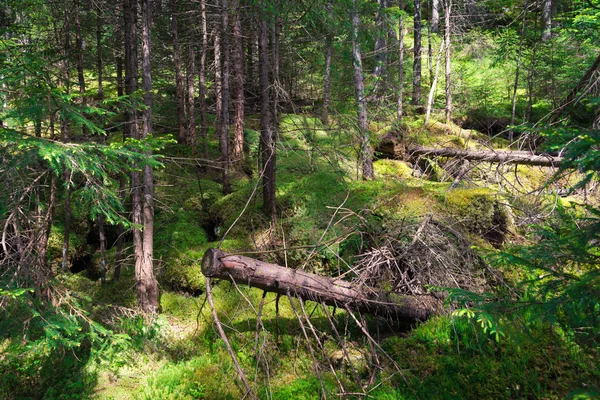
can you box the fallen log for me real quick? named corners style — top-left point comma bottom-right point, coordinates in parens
top-left (408, 145), bottom-right (563, 167)
top-left (201, 248), bottom-right (441, 323)
top-left (376, 138), bottom-right (563, 167)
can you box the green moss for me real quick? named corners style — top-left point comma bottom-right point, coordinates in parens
top-left (138, 355), bottom-right (240, 400)
top-left (373, 159), bottom-right (413, 179)
top-left (439, 188), bottom-right (509, 245)
top-left (47, 224), bottom-right (87, 263)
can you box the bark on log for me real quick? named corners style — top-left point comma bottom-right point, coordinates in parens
top-left (408, 146), bottom-right (563, 167)
top-left (201, 248), bottom-right (440, 322)
top-left (376, 138), bottom-right (563, 167)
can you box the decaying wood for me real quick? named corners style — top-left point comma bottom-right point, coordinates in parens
top-left (201, 248), bottom-right (441, 322)
top-left (408, 145), bottom-right (563, 167)
top-left (376, 137), bottom-right (563, 167)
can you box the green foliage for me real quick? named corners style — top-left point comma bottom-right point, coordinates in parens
top-left (0, 286), bottom-right (131, 399)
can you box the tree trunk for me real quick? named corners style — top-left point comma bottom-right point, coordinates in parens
top-left (187, 28), bottom-right (197, 147)
top-left (139, 0), bottom-right (159, 313)
top-left (198, 0), bottom-right (208, 159)
top-left (96, 7), bottom-right (103, 101)
top-left (425, 37), bottom-right (445, 124)
top-left (509, 0), bottom-right (528, 142)
top-left (61, 9), bottom-right (71, 273)
top-left (171, 0), bottom-right (186, 144)
top-left (220, 0), bottom-right (232, 195)
top-left (373, 0), bottom-right (388, 99)
top-left (541, 0), bottom-right (552, 41)
top-left (113, 175), bottom-right (126, 281)
top-left (271, 0), bottom-right (281, 160)
top-left (412, 0), bottom-right (422, 108)
top-left (400, 145), bottom-right (563, 167)
top-left (214, 30), bottom-right (223, 139)
top-left (201, 249), bottom-right (440, 322)
top-left (231, 1), bottom-right (245, 162)
top-left (444, 0), bottom-right (452, 124)
top-left (322, 20), bottom-right (333, 124)
top-left (98, 214), bottom-right (106, 283)
top-left (36, 174), bottom-right (57, 300)
top-left (74, 0), bottom-right (86, 100)
top-left (351, 0), bottom-right (374, 180)
top-left (397, 0), bottom-right (405, 120)
top-left (432, 0), bottom-right (439, 32)
top-left (258, 0), bottom-right (276, 220)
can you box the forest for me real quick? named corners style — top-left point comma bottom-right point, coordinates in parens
top-left (0, 0), bottom-right (599, 398)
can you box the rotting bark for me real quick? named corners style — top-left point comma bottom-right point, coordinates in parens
top-left (376, 144), bottom-right (563, 167)
top-left (201, 248), bottom-right (441, 322)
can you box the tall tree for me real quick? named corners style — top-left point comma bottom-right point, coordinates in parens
top-left (444, 0), bottom-right (452, 123)
top-left (187, 28), bottom-right (197, 147)
top-left (140, 0), bottom-right (159, 313)
top-left (509, 0), bottom-right (528, 142)
top-left (412, 0), bottom-right (422, 108)
top-left (321, 2), bottom-right (333, 125)
top-left (432, 0), bottom-right (440, 32)
top-left (171, 0), bottom-right (186, 143)
top-left (397, 0), bottom-right (405, 120)
top-left (258, 0), bottom-right (276, 220)
top-left (198, 0), bottom-right (208, 158)
top-left (231, 1), bottom-right (245, 162)
top-left (220, 0), bottom-right (231, 195)
top-left (542, 0), bottom-right (552, 41)
top-left (373, 0), bottom-right (388, 98)
top-left (351, 0), bottom-right (374, 179)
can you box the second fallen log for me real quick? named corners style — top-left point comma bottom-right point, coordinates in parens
top-left (201, 248), bottom-right (441, 323)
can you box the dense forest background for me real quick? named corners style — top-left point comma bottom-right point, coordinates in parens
top-left (1, 0), bottom-right (599, 398)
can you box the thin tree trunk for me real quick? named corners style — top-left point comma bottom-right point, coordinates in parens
top-left (258, 0), bottom-right (276, 220)
top-left (113, 175), bottom-right (126, 281)
top-left (432, 0), bottom-right (439, 32)
top-left (526, 38), bottom-right (538, 122)
top-left (542, 0), bottom-right (552, 41)
top-left (97, 7), bottom-right (103, 101)
top-left (271, 0), bottom-right (281, 207)
top-left (198, 0), bottom-right (208, 159)
top-left (231, 1), bottom-right (245, 162)
top-left (509, 0), bottom-right (528, 142)
top-left (220, 0), bottom-right (231, 195)
top-left (36, 174), bottom-right (57, 300)
top-left (427, 18), bottom-right (433, 83)
top-left (444, 0), bottom-right (452, 124)
top-left (99, 214), bottom-right (106, 283)
top-left (214, 30), bottom-right (223, 139)
top-left (425, 37), bottom-right (445, 124)
top-left (412, 0), bottom-right (422, 108)
top-left (373, 0), bottom-right (388, 99)
top-left (140, 0), bottom-right (159, 313)
top-left (322, 3), bottom-right (333, 125)
top-left (171, 0), bottom-right (186, 143)
top-left (351, 0), bottom-right (374, 180)
top-left (187, 29), bottom-right (197, 147)
top-left (397, 0), bottom-right (405, 120)
top-left (61, 10), bottom-right (71, 273)
top-left (95, 1), bottom-right (106, 277)
top-left (74, 0), bottom-right (85, 98)
top-left (113, 18), bottom-right (125, 282)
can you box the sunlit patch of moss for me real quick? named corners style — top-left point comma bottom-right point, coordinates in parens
top-left (373, 159), bottom-right (413, 179)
